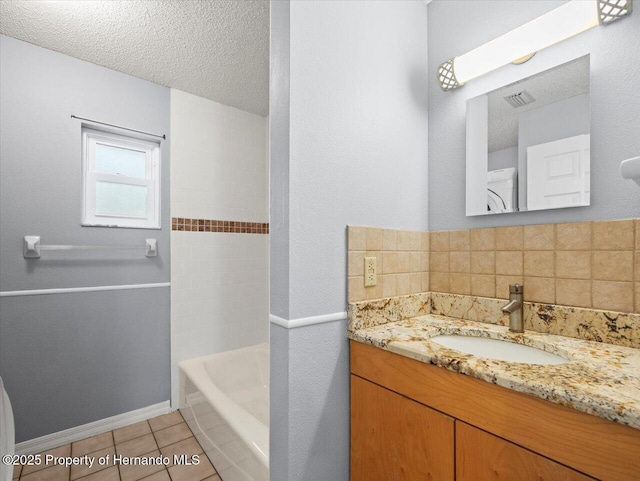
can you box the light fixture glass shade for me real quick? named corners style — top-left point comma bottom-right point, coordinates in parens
top-left (454, 0), bottom-right (599, 84)
top-left (438, 0), bottom-right (632, 91)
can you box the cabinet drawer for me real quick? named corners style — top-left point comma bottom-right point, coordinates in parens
top-left (456, 422), bottom-right (596, 481)
top-left (351, 375), bottom-right (455, 481)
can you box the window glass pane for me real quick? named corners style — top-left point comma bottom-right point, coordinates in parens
top-left (95, 181), bottom-right (147, 217)
top-left (96, 143), bottom-right (146, 178)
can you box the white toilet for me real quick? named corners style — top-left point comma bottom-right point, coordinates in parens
top-left (487, 168), bottom-right (518, 213)
top-left (0, 377), bottom-right (15, 481)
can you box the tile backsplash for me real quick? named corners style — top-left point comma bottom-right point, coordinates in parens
top-left (348, 218), bottom-right (639, 314)
top-left (347, 226), bottom-right (429, 301)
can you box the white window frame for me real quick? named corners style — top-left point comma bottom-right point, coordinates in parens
top-left (82, 127), bottom-right (161, 229)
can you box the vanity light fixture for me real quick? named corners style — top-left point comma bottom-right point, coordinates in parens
top-left (437, 0), bottom-right (633, 91)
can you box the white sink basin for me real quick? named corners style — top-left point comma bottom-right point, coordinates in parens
top-left (430, 335), bottom-right (568, 365)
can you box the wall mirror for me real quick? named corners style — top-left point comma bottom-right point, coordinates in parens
top-left (466, 55), bottom-right (590, 216)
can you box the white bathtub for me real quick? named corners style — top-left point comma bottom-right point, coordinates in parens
top-left (179, 343), bottom-right (269, 481)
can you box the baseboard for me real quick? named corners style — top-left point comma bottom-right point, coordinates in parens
top-left (15, 401), bottom-right (171, 455)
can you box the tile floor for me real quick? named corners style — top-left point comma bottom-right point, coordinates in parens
top-left (12, 411), bottom-right (220, 481)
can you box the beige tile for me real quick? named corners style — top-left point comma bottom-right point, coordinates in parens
top-left (397, 252), bottom-right (413, 272)
top-left (592, 251), bottom-right (634, 282)
top-left (471, 275), bottom-right (495, 298)
top-left (13, 464), bottom-right (21, 479)
top-left (82, 466), bottom-right (121, 481)
top-left (151, 419), bottom-right (189, 444)
top-left (116, 433), bottom-right (158, 457)
top-left (430, 231), bottom-right (450, 251)
top-left (382, 274), bottom-right (397, 297)
top-left (449, 230), bottom-right (470, 251)
top-left (556, 251), bottom-right (591, 279)
top-left (347, 226), bottom-right (366, 250)
top-left (114, 420), bottom-right (152, 445)
top-left (409, 252), bottom-right (422, 272)
top-left (397, 230), bottom-right (421, 251)
top-left (450, 251), bottom-right (470, 273)
top-left (592, 219), bottom-right (635, 250)
top-left (119, 450), bottom-right (165, 481)
top-left (636, 220), bottom-right (640, 250)
top-left (167, 454), bottom-right (216, 481)
top-left (410, 273), bottom-right (422, 293)
top-left (524, 224), bottom-right (555, 250)
top-left (496, 251), bottom-right (523, 276)
top-left (422, 272), bottom-right (430, 292)
top-left (556, 279), bottom-right (591, 308)
top-left (22, 444), bottom-right (71, 475)
top-left (523, 251), bottom-right (554, 278)
top-left (138, 470), bottom-right (171, 481)
top-left (347, 251), bottom-right (365, 277)
top-left (20, 465), bottom-right (69, 481)
top-left (366, 227), bottom-right (383, 250)
top-left (397, 273), bottom-right (411, 295)
top-left (421, 252), bottom-right (430, 271)
top-left (72, 432), bottom-right (113, 456)
top-left (636, 251), bottom-right (640, 281)
top-left (636, 282), bottom-right (640, 313)
top-left (348, 276), bottom-right (365, 302)
top-left (382, 229), bottom-right (397, 250)
top-left (429, 251), bottom-right (449, 272)
top-left (495, 226), bottom-right (523, 251)
top-left (556, 222), bottom-right (591, 250)
top-left (430, 252), bottom-right (449, 272)
top-left (71, 447), bottom-right (115, 480)
top-left (495, 276), bottom-right (523, 299)
top-left (449, 274), bottom-right (470, 295)
top-left (430, 272), bottom-right (449, 293)
top-left (592, 281), bottom-right (634, 312)
top-left (524, 277), bottom-right (555, 304)
top-left (471, 251), bottom-right (495, 275)
top-left (203, 476), bottom-right (222, 481)
top-left (382, 252), bottom-right (398, 274)
top-left (470, 228), bottom-right (495, 251)
top-left (365, 280), bottom-right (384, 300)
top-left (421, 232), bottom-right (430, 251)
top-left (160, 437), bottom-right (203, 466)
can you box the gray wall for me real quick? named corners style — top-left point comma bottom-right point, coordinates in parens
top-left (488, 146), bottom-right (518, 172)
top-left (518, 93), bottom-right (590, 210)
top-left (428, 1), bottom-right (640, 231)
top-left (269, 0), bottom-right (291, 321)
top-left (269, 1), bottom-right (429, 480)
top-left (0, 35), bottom-right (171, 442)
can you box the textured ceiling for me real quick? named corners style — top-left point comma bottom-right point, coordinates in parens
top-left (0, 0), bottom-right (269, 116)
top-left (487, 56), bottom-right (590, 152)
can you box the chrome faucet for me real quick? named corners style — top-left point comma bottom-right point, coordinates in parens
top-left (501, 284), bottom-right (524, 333)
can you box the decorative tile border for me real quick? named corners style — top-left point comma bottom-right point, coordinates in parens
top-left (171, 217), bottom-right (269, 234)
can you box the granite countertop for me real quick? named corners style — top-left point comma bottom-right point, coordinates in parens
top-left (348, 314), bottom-right (640, 430)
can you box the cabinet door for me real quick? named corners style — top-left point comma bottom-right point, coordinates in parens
top-left (351, 375), bottom-right (455, 481)
top-left (456, 422), bottom-right (596, 481)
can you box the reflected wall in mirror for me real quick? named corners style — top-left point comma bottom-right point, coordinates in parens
top-left (466, 55), bottom-right (590, 216)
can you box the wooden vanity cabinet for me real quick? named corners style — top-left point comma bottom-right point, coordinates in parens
top-left (351, 375), bottom-right (454, 481)
top-left (456, 422), bottom-right (595, 481)
top-left (350, 340), bottom-right (640, 481)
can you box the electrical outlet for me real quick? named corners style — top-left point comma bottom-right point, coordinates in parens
top-left (364, 256), bottom-right (377, 287)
